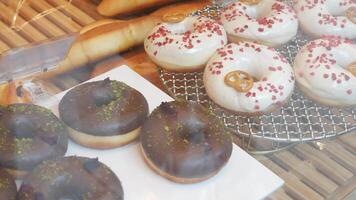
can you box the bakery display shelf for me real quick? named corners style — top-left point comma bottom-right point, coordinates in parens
top-left (158, 2), bottom-right (356, 152)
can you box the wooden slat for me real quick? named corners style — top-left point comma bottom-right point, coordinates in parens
top-left (338, 134), bottom-right (356, 154)
top-left (29, 0), bottom-right (81, 33)
top-left (0, 39), bottom-right (10, 52)
top-left (71, 0), bottom-right (104, 20)
top-left (260, 156), bottom-right (324, 200)
top-left (327, 177), bottom-right (356, 200)
top-left (0, 20), bottom-right (28, 47)
top-left (313, 141), bottom-right (356, 173)
top-left (271, 151), bottom-right (339, 197)
top-left (292, 143), bottom-right (353, 185)
top-left (6, 2), bottom-right (67, 38)
top-left (266, 188), bottom-right (294, 200)
top-left (0, 2), bottom-right (48, 42)
top-left (46, 0), bottom-right (95, 26)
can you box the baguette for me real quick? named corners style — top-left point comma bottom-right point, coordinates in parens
top-left (150, 0), bottom-right (208, 19)
top-left (39, 16), bottom-right (160, 78)
top-left (97, 0), bottom-right (180, 17)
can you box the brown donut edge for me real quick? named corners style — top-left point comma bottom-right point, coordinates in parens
top-left (140, 143), bottom-right (227, 184)
top-left (67, 125), bottom-right (141, 149)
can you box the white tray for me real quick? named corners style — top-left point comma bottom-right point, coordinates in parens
top-left (46, 66), bottom-right (283, 200)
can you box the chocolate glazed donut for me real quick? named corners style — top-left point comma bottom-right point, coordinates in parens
top-left (17, 156), bottom-right (124, 200)
top-left (140, 101), bottom-right (233, 183)
top-left (0, 104), bottom-right (68, 178)
top-left (0, 170), bottom-right (17, 200)
top-left (59, 78), bottom-right (149, 149)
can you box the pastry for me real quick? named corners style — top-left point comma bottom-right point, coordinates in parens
top-left (17, 156), bottom-right (124, 200)
top-left (203, 42), bottom-right (295, 115)
top-left (220, 0), bottom-right (298, 47)
top-left (0, 81), bottom-right (32, 105)
top-left (40, 16), bottom-right (160, 79)
top-left (294, 0), bottom-right (356, 39)
top-left (145, 16), bottom-right (227, 72)
top-left (293, 37), bottom-right (356, 107)
top-left (97, 0), bottom-right (179, 16)
top-left (59, 78), bottom-right (149, 149)
top-left (97, 0), bottom-right (178, 16)
top-left (140, 101), bottom-right (232, 183)
top-left (0, 104), bottom-right (68, 178)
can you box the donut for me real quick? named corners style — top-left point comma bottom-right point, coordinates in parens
top-left (0, 104), bottom-right (68, 178)
top-left (293, 37), bottom-right (356, 107)
top-left (140, 101), bottom-right (233, 184)
top-left (59, 78), bottom-right (149, 149)
top-left (220, 0), bottom-right (298, 47)
top-left (0, 170), bottom-right (17, 200)
top-left (144, 16), bottom-right (227, 72)
top-left (295, 0), bottom-right (356, 39)
top-left (17, 156), bottom-right (124, 200)
top-left (203, 42), bottom-right (295, 115)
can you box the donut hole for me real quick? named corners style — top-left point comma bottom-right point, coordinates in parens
top-left (92, 89), bottom-right (115, 107)
top-left (8, 115), bottom-right (36, 138)
top-left (177, 122), bottom-right (208, 145)
top-left (165, 18), bottom-right (196, 35)
top-left (243, 1), bottom-right (274, 20)
top-left (91, 78), bottom-right (118, 107)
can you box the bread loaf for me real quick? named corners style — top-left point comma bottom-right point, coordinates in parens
top-left (97, 0), bottom-right (180, 16)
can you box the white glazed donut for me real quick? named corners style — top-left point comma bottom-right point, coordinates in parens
top-left (295, 0), bottom-right (356, 39)
top-left (219, 0), bottom-right (298, 47)
top-left (294, 37), bottom-right (356, 107)
top-left (203, 42), bottom-right (295, 114)
top-left (144, 16), bottom-right (227, 72)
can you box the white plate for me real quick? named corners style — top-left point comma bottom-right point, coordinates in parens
top-left (47, 66), bottom-right (283, 200)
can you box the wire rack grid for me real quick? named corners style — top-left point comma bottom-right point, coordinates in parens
top-left (158, 2), bottom-right (356, 151)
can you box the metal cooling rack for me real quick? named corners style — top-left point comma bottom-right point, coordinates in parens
top-left (158, 2), bottom-right (356, 152)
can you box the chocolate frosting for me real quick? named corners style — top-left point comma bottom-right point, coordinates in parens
top-left (0, 170), bottom-right (16, 200)
top-left (0, 104), bottom-right (68, 171)
top-left (59, 78), bottom-right (149, 136)
top-left (17, 156), bottom-right (124, 200)
top-left (140, 101), bottom-right (233, 179)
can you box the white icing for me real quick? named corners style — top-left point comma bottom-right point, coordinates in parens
top-left (204, 42), bottom-right (295, 113)
top-left (144, 16), bottom-right (227, 71)
top-left (295, 0), bottom-right (356, 39)
top-left (294, 37), bottom-right (356, 106)
top-left (220, 0), bottom-right (298, 47)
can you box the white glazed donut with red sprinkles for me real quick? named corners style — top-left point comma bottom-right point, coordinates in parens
top-left (144, 16), bottom-right (227, 72)
top-left (295, 0), bottom-right (356, 39)
top-left (294, 37), bottom-right (356, 107)
top-left (219, 0), bottom-right (298, 47)
top-left (203, 42), bottom-right (295, 114)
